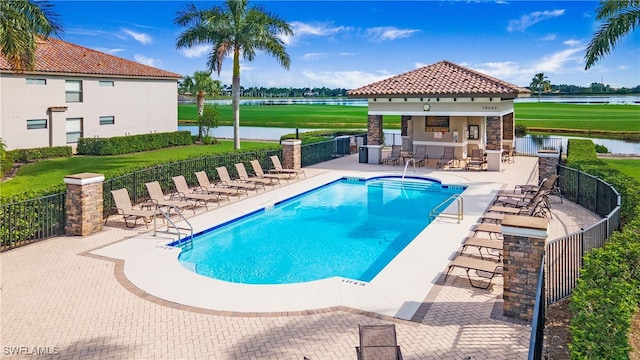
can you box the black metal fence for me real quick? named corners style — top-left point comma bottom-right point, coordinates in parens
top-left (528, 257), bottom-right (546, 360)
top-left (1, 192), bottom-right (66, 251)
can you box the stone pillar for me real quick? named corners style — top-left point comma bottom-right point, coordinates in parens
top-left (502, 112), bottom-right (514, 141)
top-left (64, 173), bottom-right (105, 236)
top-left (501, 215), bottom-right (548, 323)
top-left (486, 116), bottom-right (502, 151)
top-left (538, 150), bottom-right (559, 184)
top-left (367, 114), bottom-right (383, 145)
top-left (281, 139), bottom-right (302, 170)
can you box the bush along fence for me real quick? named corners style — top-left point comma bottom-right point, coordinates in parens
top-left (77, 131), bottom-right (193, 155)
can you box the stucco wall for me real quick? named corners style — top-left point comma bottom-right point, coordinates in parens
top-left (0, 73), bottom-right (178, 150)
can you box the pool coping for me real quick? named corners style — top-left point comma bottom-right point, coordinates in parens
top-left (90, 170), bottom-right (504, 321)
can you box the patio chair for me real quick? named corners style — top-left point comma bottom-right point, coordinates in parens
top-left (412, 145), bottom-right (429, 167)
top-left (250, 160), bottom-right (291, 183)
top-left (355, 324), bottom-right (403, 360)
top-left (172, 175), bottom-right (227, 209)
top-left (461, 237), bottom-right (503, 260)
top-left (194, 171), bottom-right (244, 198)
top-left (502, 144), bottom-right (514, 163)
top-left (465, 148), bottom-right (486, 171)
top-left (269, 155), bottom-right (305, 179)
top-left (216, 166), bottom-right (263, 192)
top-left (382, 145), bottom-right (401, 165)
top-left (514, 174), bottom-right (562, 203)
top-left (444, 255), bottom-right (504, 289)
top-left (235, 162), bottom-right (278, 187)
top-left (471, 223), bottom-right (503, 240)
top-left (145, 181), bottom-right (197, 214)
top-left (109, 188), bottom-right (157, 228)
top-left (494, 186), bottom-right (550, 210)
top-left (489, 195), bottom-right (551, 219)
top-left (436, 146), bottom-right (456, 169)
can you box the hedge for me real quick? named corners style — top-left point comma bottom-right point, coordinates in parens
top-left (77, 131), bottom-right (192, 155)
top-left (567, 138), bottom-right (640, 358)
top-left (2, 146), bottom-right (73, 174)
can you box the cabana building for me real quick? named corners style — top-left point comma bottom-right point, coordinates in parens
top-left (348, 60), bottom-right (530, 170)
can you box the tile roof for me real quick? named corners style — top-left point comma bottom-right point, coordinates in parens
top-left (0, 38), bottom-right (182, 79)
top-left (348, 60), bottom-right (530, 98)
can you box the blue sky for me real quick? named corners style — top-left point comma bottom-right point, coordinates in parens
top-left (55, 0), bottom-right (640, 89)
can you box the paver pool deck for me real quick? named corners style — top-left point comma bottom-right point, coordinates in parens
top-left (0, 154), bottom-right (600, 359)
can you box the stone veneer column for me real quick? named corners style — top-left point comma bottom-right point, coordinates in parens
top-left (501, 215), bottom-right (548, 323)
top-left (64, 173), bottom-right (105, 236)
top-left (367, 114), bottom-right (383, 145)
top-left (485, 116), bottom-right (502, 150)
top-left (538, 150), bottom-right (559, 184)
top-left (281, 139), bottom-right (302, 170)
top-left (502, 112), bottom-right (514, 141)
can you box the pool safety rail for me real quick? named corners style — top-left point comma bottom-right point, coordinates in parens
top-left (153, 205), bottom-right (193, 247)
top-left (402, 158), bottom-right (416, 181)
top-left (429, 193), bottom-right (464, 223)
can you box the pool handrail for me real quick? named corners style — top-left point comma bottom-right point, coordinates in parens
top-left (429, 193), bottom-right (464, 223)
top-left (153, 205), bottom-right (194, 247)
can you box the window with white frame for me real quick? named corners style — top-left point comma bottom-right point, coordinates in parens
top-left (99, 116), bottom-right (115, 125)
top-left (26, 78), bottom-right (46, 85)
top-left (27, 119), bottom-right (47, 129)
top-left (65, 80), bottom-right (83, 102)
top-left (66, 118), bottom-right (83, 143)
top-left (99, 80), bottom-right (114, 87)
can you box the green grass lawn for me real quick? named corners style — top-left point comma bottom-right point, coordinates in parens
top-left (1, 140), bottom-right (279, 198)
top-left (601, 159), bottom-right (640, 182)
top-left (178, 102), bottom-right (639, 133)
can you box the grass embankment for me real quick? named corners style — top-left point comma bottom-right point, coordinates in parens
top-left (601, 159), bottom-right (640, 182)
top-left (1, 140), bottom-right (279, 198)
top-left (178, 102), bottom-right (640, 135)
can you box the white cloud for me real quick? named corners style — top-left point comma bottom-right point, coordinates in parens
top-left (180, 44), bottom-right (211, 59)
top-left (283, 22), bottom-right (351, 45)
top-left (134, 54), bottom-right (160, 68)
top-left (540, 34), bottom-right (557, 41)
top-left (365, 26), bottom-right (420, 41)
top-left (96, 48), bottom-right (125, 55)
top-left (508, 9), bottom-right (565, 32)
top-left (122, 29), bottom-right (152, 45)
top-left (301, 70), bottom-right (392, 89)
top-left (302, 53), bottom-right (324, 61)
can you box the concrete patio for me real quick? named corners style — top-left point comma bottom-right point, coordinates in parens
top-left (0, 153), bottom-right (600, 359)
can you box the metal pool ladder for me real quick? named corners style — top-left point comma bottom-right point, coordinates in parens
top-left (402, 158), bottom-right (416, 181)
top-left (429, 193), bottom-right (464, 223)
top-left (153, 205), bottom-right (194, 248)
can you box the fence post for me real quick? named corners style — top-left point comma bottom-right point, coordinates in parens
top-left (281, 139), bottom-right (302, 170)
top-left (64, 172), bottom-right (105, 236)
top-left (502, 215), bottom-right (549, 323)
top-left (537, 149), bottom-right (559, 184)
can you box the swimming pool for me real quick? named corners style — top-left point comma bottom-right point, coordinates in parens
top-left (174, 176), bottom-right (465, 285)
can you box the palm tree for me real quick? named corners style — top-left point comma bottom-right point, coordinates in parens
top-left (530, 73), bottom-right (551, 101)
top-left (188, 71), bottom-right (221, 140)
top-left (0, 0), bottom-right (62, 71)
top-left (585, 0), bottom-right (640, 70)
top-left (175, 0), bottom-right (293, 150)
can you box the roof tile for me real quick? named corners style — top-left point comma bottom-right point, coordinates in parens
top-left (0, 38), bottom-right (181, 79)
top-left (348, 60), bottom-right (530, 97)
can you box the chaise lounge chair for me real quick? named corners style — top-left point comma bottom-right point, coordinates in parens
top-left (382, 145), bottom-right (401, 166)
top-left (109, 188), bottom-right (157, 228)
top-left (250, 160), bottom-right (291, 183)
top-left (235, 162), bottom-right (278, 187)
top-left (194, 171), bottom-right (243, 198)
top-left (172, 175), bottom-right (227, 209)
top-left (461, 237), bottom-right (503, 260)
top-left (216, 166), bottom-right (263, 193)
top-left (355, 324), bottom-right (403, 360)
top-left (269, 155), bottom-right (305, 179)
top-left (444, 255), bottom-right (504, 289)
top-left (436, 146), bottom-right (456, 169)
top-left (145, 181), bottom-right (197, 214)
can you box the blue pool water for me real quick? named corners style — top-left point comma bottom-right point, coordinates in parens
top-left (175, 177), bottom-right (465, 284)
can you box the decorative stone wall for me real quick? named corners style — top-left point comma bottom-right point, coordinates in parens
top-left (538, 150), bottom-right (560, 183)
top-left (367, 115), bottom-right (383, 145)
top-left (281, 139), bottom-right (302, 170)
top-left (502, 112), bottom-right (514, 140)
top-left (486, 116), bottom-right (502, 150)
top-left (501, 215), bottom-right (548, 323)
top-left (64, 173), bottom-right (105, 236)
top-left (401, 115), bottom-right (410, 136)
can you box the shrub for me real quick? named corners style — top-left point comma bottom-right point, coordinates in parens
top-left (515, 124), bottom-right (528, 137)
top-left (280, 129), bottom-right (366, 144)
top-left (77, 131), bottom-right (192, 155)
top-left (6, 146), bottom-right (72, 163)
top-left (594, 143), bottom-right (609, 153)
top-left (567, 138), bottom-right (640, 358)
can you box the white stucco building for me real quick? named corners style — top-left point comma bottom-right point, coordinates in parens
top-left (0, 38), bottom-right (182, 150)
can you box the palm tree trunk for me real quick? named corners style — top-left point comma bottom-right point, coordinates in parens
top-left (232, 48), bottom-right (241, 150)
top-left (197, 91), bottom-right (205, 139)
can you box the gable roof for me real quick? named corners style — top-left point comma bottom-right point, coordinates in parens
top-left (348, 60), bottom-right (530, 98)
top-left (0, 38), bottom-right (182, 79)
